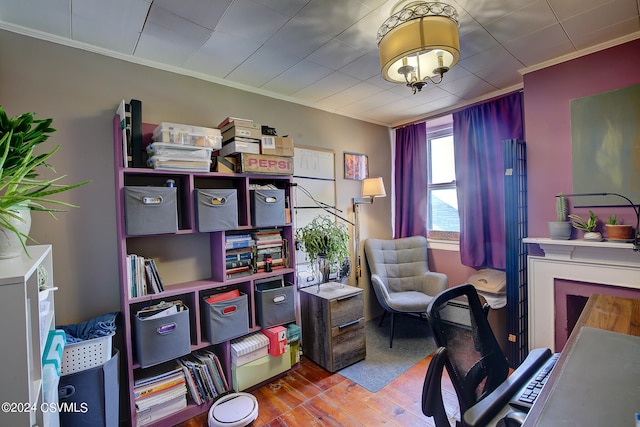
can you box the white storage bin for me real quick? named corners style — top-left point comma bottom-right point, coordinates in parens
top-left (153, 122), bottom-right (222, 148)
top-left (148, 156), bottom-right (212, 172)
top-left (62, 334), bottom-right (113, 375)
top-left (231, 332), bottom-right (269, 366)
top-left (146, 142), bottom-right (213, 160)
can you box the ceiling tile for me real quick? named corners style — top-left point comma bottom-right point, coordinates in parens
top-left (261, 59), bottom-right (334, 94)
top-left (438, 74), bottom-right (497, 97)
top-left (72, 0), bottom-right (150, 54)
top-left (484, 1), bottom-right (558, 44)
top-left (0, 0), bottom-right (70, 37)
top-left (315, 81), bottom-right (386, 109)
top-left (294, 0), bottom-right (372, 37)
top-left (306, 39), bottom-right (367, 71)
top-left (153, 0), bottom-right (232, 30)
top-left (265, 18), bottom-right (333, 58)
top-left (293, 71), bottom-right (361, 102)
top-left (504, 23), bottom-right (575, 66)
top-left (458, 27), bottom-right (501, 60)
top-left (568, 17), bottom-right (640, 50)
top-left (340, 51), bottom-right (382, 81)
top-left (184, 31), bottom-right (261, 77)
top-left (455, 0), bottom-right (539, 25)
top-left (547, 0), bottom-right (614, 20)
top-left (214, 0), bottom-right (289, 42)
top-left (226, 44), bottom-right (303, 86)
top-left (252, 0), bottom-right (310, 17)
top-left (337, 89), bottom-right (403, 115)
top-left (335, 8), bottom-right (386, 52)
top-left (561, 0), bottom-right (640, 46)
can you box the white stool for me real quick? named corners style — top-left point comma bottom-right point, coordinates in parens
top-left (208, 392), bottom-right (258, 427)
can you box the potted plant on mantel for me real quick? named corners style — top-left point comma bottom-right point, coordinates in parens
top-left (568, 210), bottom-right (602, 241)
top-left (0, 106), bottom-right (91, 258)
top-left (548, 193), bottom-right (572, 240)
top-left (295, 215), bottom-right (350, 284)
top-left (605, 215), bottom-right (634, 241)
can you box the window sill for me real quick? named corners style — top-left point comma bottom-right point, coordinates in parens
top-left (427, 239), bottom-right (459, 252)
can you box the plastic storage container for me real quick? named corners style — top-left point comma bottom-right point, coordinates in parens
top-left (61, 334), bottom-right (113, 375)
top-left (153, 122), bottom-right (222, 148)
top-left (146, 142), bottom-right (213, 160)
top-left (147, 156), bottom-right (212, 172)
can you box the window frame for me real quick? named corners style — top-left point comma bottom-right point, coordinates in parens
top-left (426, 124), bottom-right (460, 242)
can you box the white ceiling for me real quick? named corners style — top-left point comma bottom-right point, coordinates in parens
top-left (1, 0), bottom-right (639, 127)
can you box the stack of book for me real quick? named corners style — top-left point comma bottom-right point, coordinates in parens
top-left (134, 367), bottom-right (188, 426)
top-left (253, 229), bottom-right (287, 273)
top-left (225, 234), bottom-right (255, 278)
top-left (178, 350), bottom-right (230, 405)
top-left (126, 254), bottom-right (164, 298)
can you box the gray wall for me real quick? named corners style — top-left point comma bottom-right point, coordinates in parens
top-left (0, 29), bottom-right (392, 325)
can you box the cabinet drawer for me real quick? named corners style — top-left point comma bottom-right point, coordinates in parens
top-left (330, 317), bottom-right (366, 371)
top-left (329, 292), bottom-right (364, 327)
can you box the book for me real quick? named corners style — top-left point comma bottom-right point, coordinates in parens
top-left (179, 362), bottom-right (203, 405)
top-left (204, 289), bottom-right (240, 304)
top-left (130, 99), bottom-right (143, 168)
top-left (225, 239), bottom-right (254, 250)
top-left (137, 394), bottom-right (187, 426)
top-left (116, 100), bottom-right (131, 167)
top-left (226, 259), bottom-right (253, 270)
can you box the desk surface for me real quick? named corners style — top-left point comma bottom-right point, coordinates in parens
top-left (522, 294), bottom-right (640, 426)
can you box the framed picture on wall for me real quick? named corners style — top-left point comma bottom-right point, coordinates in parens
top-left (344, 152), bottom-right (369, 180)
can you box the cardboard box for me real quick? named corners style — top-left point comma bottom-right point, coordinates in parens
top-left (236, 153), bottom-right (293, 175)
top-left (219, 138), bottom-right (260, 156)
top-left (222, 123), bottom-right (262, 141)
top-left (260, 136), bottom-right (294, 157)
top-left (213, 156), bottom-right (236, 173)
top-left (261, 326), bottom-right (287, 357)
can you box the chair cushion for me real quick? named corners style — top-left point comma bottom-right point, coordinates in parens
top-left (387, 290), bottom-right (433, 312)
top-left (365, 236), bottom-right (430, 293)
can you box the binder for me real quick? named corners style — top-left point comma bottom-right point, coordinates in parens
top-left (130, 99), bottom-right (143, 167)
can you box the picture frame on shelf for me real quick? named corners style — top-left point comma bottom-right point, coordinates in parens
top-left (344, 152), bottom-right (368, 181)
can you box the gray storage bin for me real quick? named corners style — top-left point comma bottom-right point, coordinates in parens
top-left (203, 293), bottom-right (250, 344)
top-left (195, 188), bottom-right (238, 232)
top-left (58, 351), bottom-right (119, 427)
top-left (250, 189), bottom-right (285, 226)
top-left (134, 307), bottom-right (191, 368)
top-left (255, 276), bottom-right (296, 328)
top-left (125, 186), bottom-right (178, 235)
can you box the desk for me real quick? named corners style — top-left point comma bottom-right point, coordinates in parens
top-left (522, 294), bottom-right (640, 426)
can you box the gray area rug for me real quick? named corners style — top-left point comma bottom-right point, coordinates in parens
top-left (338, 314), bottom-right (437, 392)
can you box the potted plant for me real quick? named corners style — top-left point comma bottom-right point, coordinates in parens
top-left (0, 106), bottom-right (91, 258)
top-left (605, 215), bottom-right (634, 241)
top-left (568, 210), bottom-right (601, 241)
top-left (548, 193), bottom-right (572, 240)
top-left (295, 215), bottom-right (350, 283)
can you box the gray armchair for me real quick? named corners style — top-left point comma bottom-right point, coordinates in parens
top-left (364, 236), bottom-right (448, 347)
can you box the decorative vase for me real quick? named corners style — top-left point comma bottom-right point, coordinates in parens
top-left (0, 208), bottom-right (31, 259)
top-left (317, 254), bottom-right (331, 284)
top-left (583, 231), bottom-right (602, 241)
top-left (605, 224), bottom-right (634, 241)
top-left (548, 221), bottom-right (572, 240)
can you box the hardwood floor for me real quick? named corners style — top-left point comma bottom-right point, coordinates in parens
top-left (177, 354), bottom-right (460, 427)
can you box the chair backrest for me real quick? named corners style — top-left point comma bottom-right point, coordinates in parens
top-left (363, 236), bottom-right (431, 293)
top-left (426, 283), bottom-right (509, 415)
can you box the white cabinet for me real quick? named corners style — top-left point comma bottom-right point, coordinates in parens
top-left (0, 245), bottom-right (56, 426)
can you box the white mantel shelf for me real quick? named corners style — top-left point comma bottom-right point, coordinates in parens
top-left (523, 237), bottom-right (640, 351)
top-left (523, 237), bottom-right (640, 266)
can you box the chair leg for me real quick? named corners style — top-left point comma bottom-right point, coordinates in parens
top-left (389, 312), bottom-right (395, 348)
top-left (378, 310), bottom-right (387, 327)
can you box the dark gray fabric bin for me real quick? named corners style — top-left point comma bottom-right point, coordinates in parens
top-left (124, 186), bottom-right (178, 235)
top-left (203, 293), bottom-right (249, 344)
top-left (254, 276), bottom-right (296, 328)
top-left (195, 188), bottom-right (238, 232)
top-left (134, 307), bottom-right (191, 368)
top-left (58, 351), bottom-right (119, 427)
top-left (250, 189), bottom-right (285, 226)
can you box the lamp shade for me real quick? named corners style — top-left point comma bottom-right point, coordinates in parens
top-left (377, 2), bottom-right (460, 87)
top-left (362, 177), bottom-right (386, 198)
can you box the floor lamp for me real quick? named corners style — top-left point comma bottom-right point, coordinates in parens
top-left (353, 177), bottom-right (387, 285)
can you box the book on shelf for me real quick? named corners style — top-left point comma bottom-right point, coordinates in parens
top-left (134, 371), bottom-right (185, 399)
top-left (127, 254), bottom-right (165, 298)
top-left (225, 247), bottom-right (254, 262)
top-left (225, 239), bottom-right (255, 250)
top-left (226, 265), bottom-right (252, 278)
top-left (137, 394), bottom-right (187, 426)
top-left (225, 258), bottom-right (253, 270)
top-left (256, 258), bottom-right (284, 269)
top-left (178, 350), bottom-right (229, 404)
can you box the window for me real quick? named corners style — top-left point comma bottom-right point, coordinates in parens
top-left (427, 125), bottom-right (459, 238)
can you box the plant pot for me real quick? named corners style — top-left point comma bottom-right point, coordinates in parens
top-left (583, 231), bottom-right (602, 241)
top-left (0, 208), bottom-right (31, 259)
top-left (548, 221), bottom-right (572, 240)
top-left (605, 224), bottom-right (634, 241)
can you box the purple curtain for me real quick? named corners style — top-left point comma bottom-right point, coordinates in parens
top-left (394, 122), bottom-right (427, 238)
top-left (453, 92), bottom-right (523, 269)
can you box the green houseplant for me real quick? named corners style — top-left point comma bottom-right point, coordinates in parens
top-left (548, 193), bottom-right (572, 240)
top-left (568, 210), bottom-right (601, 241)
top-left (295, 215), bottom-right (350, 282)
top-left (0, 106), bottom-right (91, 257)
top-left (605, 214), bottom-right (634, 241)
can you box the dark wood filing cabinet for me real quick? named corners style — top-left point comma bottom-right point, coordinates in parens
top-left (300, 282), bottom-right (366, 372)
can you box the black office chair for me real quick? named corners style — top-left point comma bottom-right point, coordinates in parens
top-left (422, 283), bottom-right (551, 427)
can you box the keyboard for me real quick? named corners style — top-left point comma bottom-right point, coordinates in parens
top-left (509, 352), bottom-right (560, 411)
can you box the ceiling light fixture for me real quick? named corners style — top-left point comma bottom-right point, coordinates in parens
top-left (377, 1), bottom-right (460, 94)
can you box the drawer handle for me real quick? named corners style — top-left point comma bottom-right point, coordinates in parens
top-left (157, 322), bottom-right (176, 335)
top-left (338, 317), bottom-right (363, 329)
top-left (272, 294), bottom-right (286, 304)
top-left (336, 294), bottom-right (359, 302)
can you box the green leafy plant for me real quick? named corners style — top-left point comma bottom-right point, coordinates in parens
top-left (556, 193), bottom-right (568, 221)
top-left (568, 210), bottom-right (598, 232)
top-left (0, 106), bottom-right (91, 253)
top-left (295, 215), bottom-right (350, 271)
top-left (607, 214), bottom-right (622, 225)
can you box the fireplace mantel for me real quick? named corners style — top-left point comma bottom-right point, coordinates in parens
top-left (524, 238), bottom-right (640, 351)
